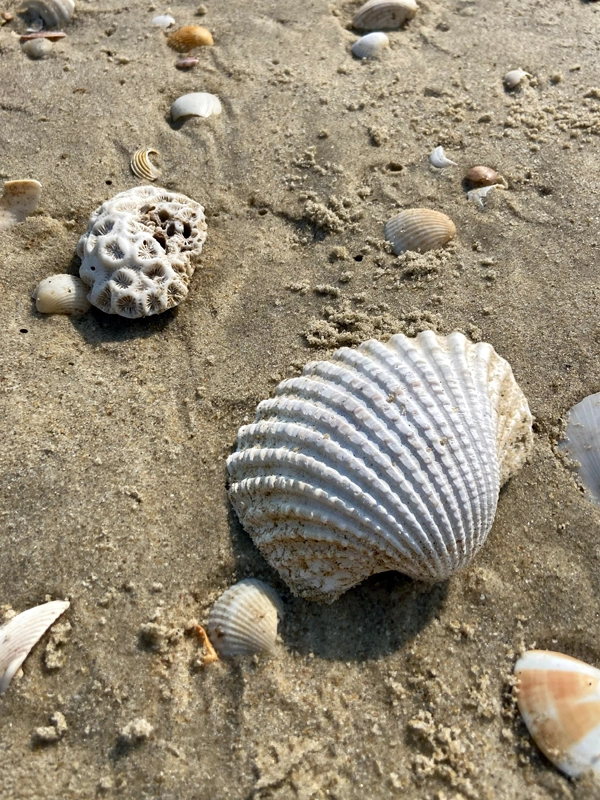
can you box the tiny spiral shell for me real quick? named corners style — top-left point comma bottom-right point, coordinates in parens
top-left (33, 274), bottom-right (91, 315)
top-left (385, 208), bottom-right (456, 254)
top-left (130, 148), bottom-right (160, 181)
top-left (167, 25), bottom-right (213, 52)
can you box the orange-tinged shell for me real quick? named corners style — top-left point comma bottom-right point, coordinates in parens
top-left (465, 166), bottom-right (501, 187)
top-left (384, 208), bottom-right (456, 255)
top-left (167, 25), bottom-right (213, 52)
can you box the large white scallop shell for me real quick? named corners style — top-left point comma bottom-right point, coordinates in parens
top-left (353, 0), bottom-right (417, 31)
top-left (515, 650), bottom-right (600, 778)
top-left (351, 32), bottom-right (390, 59)
top-left (385, 208), bottom-right (456, 255)
top-left (26, 0), bottom-right (74, 27)
top-left (558, 393), bottom-right (600, 504)
top-left (207, 579), bottom-right (283, 657)
top-left (33, 273), bottom-right (91, 315)
top-left (0, 180), bottom-right (42, 233)
top-left (227, 331), bottom-right (533, 602)
top-left (0, 601), bottom-right (70, 694)
top-left (170, 92), bottom-right (222, 122)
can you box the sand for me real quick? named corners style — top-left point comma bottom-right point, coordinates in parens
top-left (2, 0), bottom-right (600, 797)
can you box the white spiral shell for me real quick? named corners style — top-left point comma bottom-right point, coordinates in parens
top-left (227, 331), bottom-right (533, 602)
top-left (207, 579), bottom-right (283, 657)
top-left (351, 32), bottom-right (390, 59)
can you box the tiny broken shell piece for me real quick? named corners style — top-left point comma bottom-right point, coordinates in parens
top-left (429, 146), bottom-right (458, 168)
top-left (130, 148), bottom-right (160, 181)
top-left (22, 38), bottom-right (52, 58)
top-left (0, 179), bottom-right (42, 232)
top-left (175, 56), bottom-right (199, 70)
top-left (33, 274), bottom-right (91, 315)
top-left (467, 184), bottom-right (505, 210)
top-left (151, 14), bottom-right (175, 28)
top-left (465, 165), bottom-right (502, 186)
top-left (504, 68), bottom-right (529, 89)
top-left (170, 92), bottom-right (221, 121)
top-left (0, 600), bottom-right (70, 694)
top-left (351, 31), bottom-right (390, 59)
top-left (167, 24), bottom-right (213, 51)
top-left (207, 579), bottom-right (284, 657)
top-left (353, 0), bottom-right (417, 30)
top-left (385, 208), bottom-right (456, 254)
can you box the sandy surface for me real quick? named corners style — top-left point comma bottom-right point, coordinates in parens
top-left (2, 0), bottom-right (600, 797)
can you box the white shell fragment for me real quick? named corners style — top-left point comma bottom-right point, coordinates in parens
top-left (151, 14), bottom-right (175, 28)
top-left (467, 184), bottom-right (505, 211)
top-left (227, 331), bottom-right (533, 602)
top-left (26, 0), bottom-right (74, 27)
top-left (130, 148), bottom-right (160, 182)
top-left (77, 185), bottom-right (207, 318)
top-left (515, 650), bottom-right (600, 778)
top-left (429, 146), bottom-right (458, 169)
top-left (170, 92), bottom-right (222, 122)
top-left (385, 208), bottom-right (456, 255)
top-left (353, 0), bottom-right (417, 30)
top-left (351, 32), bottom-right (389, 59)
top-left (559, 393), bottom-right (600, 504)
top-left (0, 601), bottom-right (70, 694)
top-left (22, 38), bottom-right (53, 58)
top-left (207, 579), bottom-right (283, 657)
top-left (0, 180), bottom-right (42, 233)
top-left (33, 273), bottom-right (91, 315)
top-left (504, 68), bottom-right (529, 89)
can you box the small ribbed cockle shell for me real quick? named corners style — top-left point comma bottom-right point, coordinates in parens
top-left (515, 650), bottom-right (600, 778)
top-left (167, 24), bottom-right (213, 51)
top-left (227, 330), bottom-right (533, 602)
top-left (26, 0), bottom-right (74, 27)
top-left (504, 68), bottom-right (529, 89)
top-left (207, 579), bottom-right (284, 657)
top-left (385, 208), bottom-right (456, 254)
top-left (353, 0), bottom-right (417, 30)
top-left (429, 146), bottom-right (458, 169)
top-left (558, 392), bottom-right (600, 504)
top-left (170, 92), bottom-right (222, 121)
top-left (351, 32), bottom-right (390, 59)
top-left (130, 148), bottom-right (160, 181)
top-left (0, 180), bottom-right (42, 233)
top-left (0, 600), bottom-right (70, 694)
top-left (33, 274), bottom-right (91, 315)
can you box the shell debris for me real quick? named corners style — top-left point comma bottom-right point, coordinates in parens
top-left (170, 92), bottom-right (222, 121)
top-left (33, 274), bottom-right (91, 315)
top-left (130, 148), bottom-right (160, 182)
top-left (385, 208), bottom-right (456, 254)
top-left (353, 0), bottom-right (417, 30)
top-left (351, 32), bottom-right (389, 59)
top-left (0, 179), bottom-right (42, 233)
top-left (167, 24), bottom-right (213, 51)
top-left (429, 146), bottom-right (458, 169)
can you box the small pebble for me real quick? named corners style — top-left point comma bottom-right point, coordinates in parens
top-left (22, 38), bottom-right (52, 59)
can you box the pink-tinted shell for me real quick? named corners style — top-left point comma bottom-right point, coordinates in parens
top-left (176, 56), bottom-right (199, 70)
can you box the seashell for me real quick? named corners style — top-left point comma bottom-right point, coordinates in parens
top-left (175, 56), bottom-right (199, 70)
top-left (0, 179), bottom-right (42, 232)
top-left (22, 37), bottom-right (52, 58)
top-left (385, 208), bottom-right (456, 255)
top-left (0, 600), bottom-right (70, 694)
top-left (558, 393), bottom-right (600, 504)
top-left (351, 32), bottom-right (390, 59)
top-left (467, 184), bottom-right (504, 210)
top-left (353, 0), bottom-right (417, 30)
top-left (26, 0), bottom-right (74, 27)
top-left (514, 650), bottom-right (600, 777)
top-left (130, 148), bottom-right (160, 182)
top-left (32, 273), bottom-right (91, 315)
top-left (465, 165), bottom-right (502, 187)
top-left (429, 146), bottom-right (458, 169)
top-left (20, 30), bottom-right (66, 40)
top-left (207, 579), bottom-right (284, 657)
top-left (227, 330), bottom-right (534, 602)
top-left (167, 24), bottom-right (213, 52)
top-left (151, 14), bottom-right (175, 28)
top-left (170, 92), bottom-right (222, 121)
top-left (504, 68), bottom-right (529, 89)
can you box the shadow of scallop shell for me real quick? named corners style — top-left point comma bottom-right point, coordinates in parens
top-left (515, 650), bottom-right (600, 778)
top-left (0, 180), bottom-right (42, 233)
top-left (167, 24), bottom-right (213, 51)
top-left (33, 274), bottom-right (91, 315)
top-left (385, 208), bottom-right (456, 255)
top-left (0, 600), bottom-right (70, 694)
top-left (558, 393), bottom-right (600, 504)
top-left (351, 32), bottom-right (389, 59)
top-left (207, 579), bottom-right (283, 657)
top-left (170, 92), bottom-right (222, 121)
top-left (353, 0), bottom-right (417, 30)
top-left (130, 148), bottom-right (160, 181)
top-left (26, 0), bottom-right (74, 27)
top-left (227, 330), bottom-right (533, 602)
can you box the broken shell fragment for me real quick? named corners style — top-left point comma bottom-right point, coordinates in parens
top-left (429, 146), bottom-right (458, 169)
top-left (207, 579), bottom-right (284, 657)
top-left (20, 30), bottom-right (66, 40)
top-left (167, 24), bottom-right (213, 51)
top-left (467, 184), bottom-right (505, 211)
top-left (515, 650), bottom-right (600, 778)
top-left (22, 37), bottom-right (52, 58)
top-left (26, 0), bottom-right (74, 27)
top-left (0, 180), bottom-right (42, 232)
top-left (33, 274), bottom-right (91, 315)
top-left (558, 392), bottom-right (600, 505)
top-left (353, 0), bottom-right (417, 30)
top-left (170, 92), bottom-right (221, 121)
top-left (0, 601), bottom-right (70, 694)
top-left (465, 166), bottom-right (502, 187)
top-left (351, 31), bottom-right (390, 59)
top-left (504, 68), bottom-right (529, 89)
top-left (130, 148), bottom-right (160, 182)
top-left (385, 208), bottom-right (456, 254)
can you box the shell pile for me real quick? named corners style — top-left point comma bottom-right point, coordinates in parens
top-left (227, 331), bottom-right (533, 602)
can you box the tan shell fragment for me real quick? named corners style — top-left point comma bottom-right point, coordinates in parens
top-left (385, 208), bottom-right (456, 255)
top-left (167, 24), bottom-right (213, 52)
top-left (353, 0), bottom-right (417, 31)
top-left (0, 180), bottom-right (42, 232)
top-left (130, 148), bottom-right (160, 182)
top-left (33, 273), bottom-right (91, 315)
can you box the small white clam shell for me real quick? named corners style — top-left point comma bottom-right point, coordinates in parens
top-left (467, 184), bottom-right (505, 210)
top-left (353, 0), bottom-right (417, 30)
top-left (515, 650), bottom-right (600, 778)
top-left (33, 274), bottom-right (91, 315)
top-left (504, 68), bottom-right (529, 89)
top-left (559, 393), bottom-right (600, 504)
top-left (385, 208), bottom-right (456, 254)
top-left (429, 146), bottom-right (458, 169)
top-left (151, 14), bottom-right (175, 27)
top-left (26, 0), bottom-right (74, 27)
top-left (170, 92), bottom-right (222, 122)
top-left (22, 38), bottom-right (53, 58)
top-left (0, 180), bottom-right (42, 233)
top-left (207, 579), bottom-right (283, 657)
top-left (130, 148), bottom-right (160, 181)
top-left (351, 32), bottom-right (389, 59)
top-left (0, 601), bottom-right (70, 694)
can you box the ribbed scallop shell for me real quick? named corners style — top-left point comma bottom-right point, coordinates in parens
top-left (130, 148), bottom-right (160, 181)
top-left (227, 331), bottom-right (533, 602)
top-left (515, 650), bottom-right (600, 777)
top-left (353, 0), bottom-right (417, 31)
top-left (170, 92), bottom-right (222, 121)
top-left (0, 180), bottom-right (42, 233)
top-left (33, 274), bottom-right (91, 315)
top-left (207, 579), bottom-right (283, 657)
top-left (351, 32), bottom-right (389, 59)
top-left (26, 0), bottom-right (74, 27)
top-left (385, 208), bottom-right (456, 255)
top-left (167, 25), bottom-right (213, 52)
top-left (559, 393), bottom-right (600, 504)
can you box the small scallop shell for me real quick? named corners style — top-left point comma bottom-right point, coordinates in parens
top-left (130, 148), bottom-right (160, 181)
top-left (207, 579), bottom-right (284, 657)
top-left (558, 393), bottom-right (600, 504)
top-left (33, 274), bottom-right (91, 315)
top-left (353, 0), bottom-right (417, 31)
top-left (385, 208), bottom-right (456, 254)
top-left (26, 0), bottom-right (74, 27)
top-left (429, 146), bottom-right (458, 169)
top-left (0, 179), bottom-right (42, 233)
top-left (170, 92), bottom-right (222, 121)
top-left (351, 32), bottom-right (389, 59)
top-left (515, 650), bottom-right (600, 778)
top-left (0, 601), bottom-right (70, 694)
top-left (167, 24), bottom-right (213, 51)
top-left (465, 165), bottom-right (501, 187)
top-left (504, 68), bottom-right (529, 89)
top-left (22, 38), bottom-right (52, 58)
top-left (151, 14), bottom-right (175, 28)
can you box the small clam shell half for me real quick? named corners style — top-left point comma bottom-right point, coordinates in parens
top-left (351, 32), bottom-right (389, 59)
top-left (429, 146), bottom-right (458, 168)
top-left (130, 148), bottom-right (160, 181)
top-left (0, 180), bottom-right (42, 233)
top-left (167, 24), bottom-right (213, 51)
top-left (515, 650), bottom-right (600, 778)
top-left (170, 92), bottom-right (222, 121)
top-left (385, 208), bottom-right (456, 254)
top-left (353, 0), bottom-right (417, 31)
top-left (504, 68), bottom-right (528, 89)
top-left (33, 274), bottom-right (91, 315)
top-left (559, 392), bottom-right (600, 505)
top-left (0, 600), bottom-right (70, 694)
top-left (207, 579), bottom-right (284, 657)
